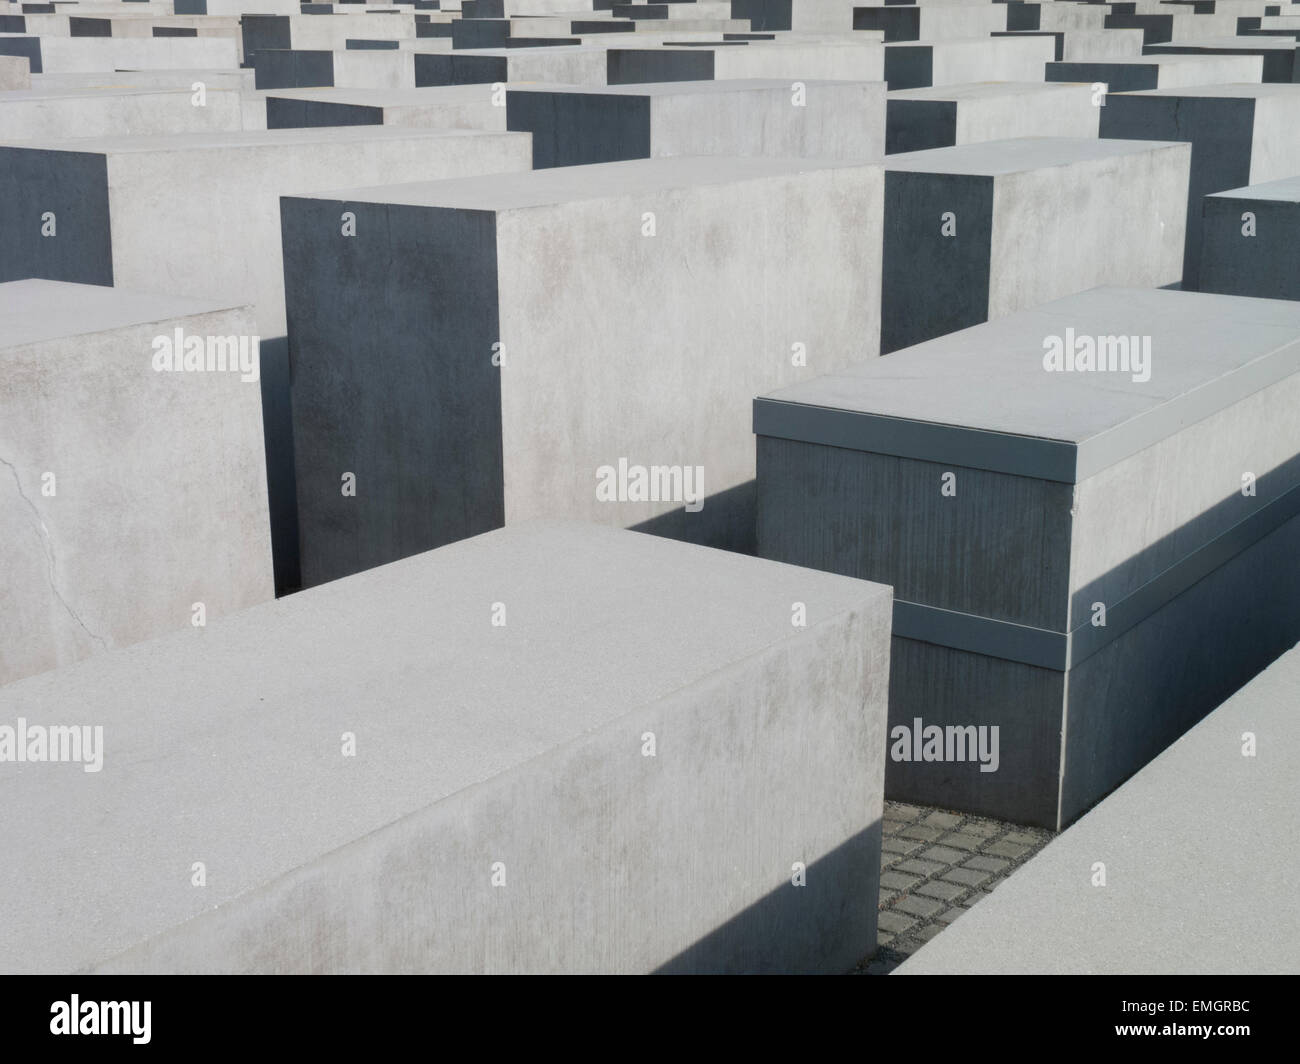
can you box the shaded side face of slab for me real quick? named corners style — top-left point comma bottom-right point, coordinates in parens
top-left (281, 197), bottom-right (505, 588)
top-left (881, 170), bottom-right (993, 353)
top-left (1059, 517), bottom-right (1300, 827)
top-left (0, 147), bottom-right (112, 285)
top-left (884, 44), bottom-right (932, 90)
top-left (885, 97), bottom-right (956, 155)
top-left (507, 89), bottom-right (651, 168)
top-left (606, 47), bottom-right (715, 84)
top-left (415, 51), bottom-right (506, 85)
top-left (1100, 92), bottom-right (1255, 288)
top-left (253, 48), bottom-right (335, 89)
top-left (897, 637), bottom-right (1300, 974)
top-left (887, 638), bottom-right (1067, 827)
top-left (1199, 186), bottom-right (1300, 301)
top-left (266, 96), bottom-right (384, 128)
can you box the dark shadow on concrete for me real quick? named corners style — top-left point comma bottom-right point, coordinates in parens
top-left (631, 478), bottom-right (757, 556)
top-left (655, 820), bottom-right (882, 974)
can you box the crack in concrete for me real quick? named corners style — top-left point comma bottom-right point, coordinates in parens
top-left (0, 452), bottom-right (109, 652)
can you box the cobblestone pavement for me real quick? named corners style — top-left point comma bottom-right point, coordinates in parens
top-left (854, 801), bottom-right (1054, 974)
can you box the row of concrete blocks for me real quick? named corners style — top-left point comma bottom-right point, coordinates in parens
top-left (9, 69), bottom-right (1300, 286)
top-left (4, 271), bottom-right (1298, 971)
top-left (0, 136), bottom-right (1171, 582)
top-left (3, 0), bottom-right (1300, 973)
top-left (5, 260), bottom-right (1300, 830)
top-left (2, 111), bottom-right (1296, 558)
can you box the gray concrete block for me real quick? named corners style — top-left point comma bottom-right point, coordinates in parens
top-left (0, 84), bottom-right (247, 137)
top-left (9, 33), bottom-right (239, 72)
top-left (506, 78), bottom-right (884, 167)
top-left (281, 154), bottom-right (883, 586)
top-left (0, 125), bottom-right (531, 338)
top-left (898, 640), bottom-right (1300, 973)
top-left (884, 35), bottom-right (1056, 89)
top-left (990, 27), bottom-right (1147, 62)
top-left (607, 39), bottom-right (885, 83)
top-left (854, 3), bottom-right (1010, 43)
top-left (0, 49), bottom-right (28, 86)
top-left (1145, 35), bottom-right (1300, 83)
top-left (0, 31), bottom-right (40, 72)
top-left (415, 43), bottom-right (609, 84)
top-left (734, 0), bottom-right (860, 33)
top-left (886, 82), bottom-right (1100, 155)
top-left (880, 137), bottom-right (1188, 351)
top-left (1198, 175), bottom-right (1300, 301)
top-left (265, 83), bottom-right (505, 130)
top-left (253, 44), bottom-right (458, 90)
top-left (756, 285), bottom-right (1300, 826)
top-left (1099, 83), bottom-right (1300, 288)
top-left (0, 520), bottom-right (893, 974)
top-left (29, 67), bottom-right (256, 93)
top-left (0, 279), bottom-right (273, 688)
top-left (1046, 53), bottom-right (1264, 91)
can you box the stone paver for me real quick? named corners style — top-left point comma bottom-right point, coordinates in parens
top-left (895, 894), bottom-right (945, 919)
top-left (877, 910), bottom-right (917, 936)
top-left (880, 871), bottom-right (922, 892)
top-left (963, 855), bottom-right (1011, 873)
top-left (895, 858), bottom-right (945, 878)
top-left (914, 879), bottom-right (964, 902)
top-left (919, 845), bottom-right (968, 865)
top-left (853, 801), bottom-right (1053, 974)
top-left (942, 867), bottom-right (992, 888)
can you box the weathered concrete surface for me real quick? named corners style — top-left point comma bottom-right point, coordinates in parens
top-left (0, 521), bottom-right (893, 975)
top-left (756, 285), bottom-right (1300, 827)
top-left (0, 50), bottom-right (27, 88)
top-left (0, 84), bottom-right (247, 137)
top-left (885, 82), bottom-right (1100, 155)
top-left (7, 34), bottom-right (239, 73)
top-left (507, 78), bottom-right (885, 167)
top-left (897, 640), bottom-right (1300, 974)
top-left (0, 279), bottom-right (273, 688)
top-left (1199, 176), bottom-right (1300, 302)
top-left (881, 137), bottom-right (1188, 351)
top-left (282, 154), bottom-right (883, 586)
